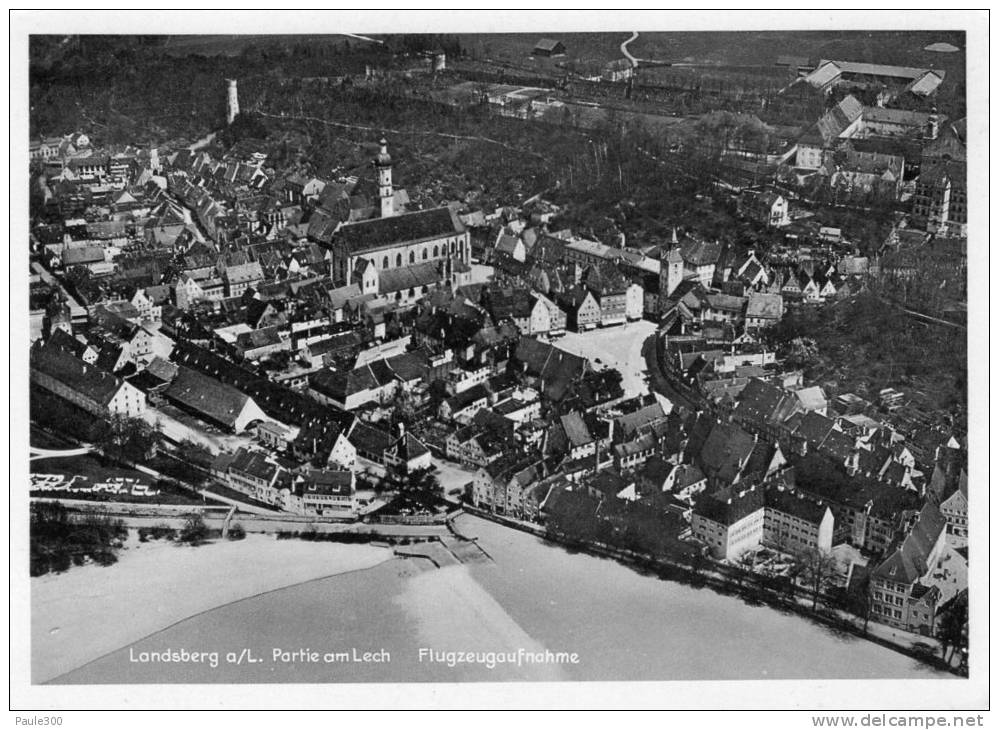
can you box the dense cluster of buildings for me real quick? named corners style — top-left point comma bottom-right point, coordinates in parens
top-left (28, 53), bottom-right (968, 642)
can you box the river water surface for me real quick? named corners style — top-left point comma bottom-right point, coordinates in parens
top-left (54, 515), bottom-right (946, 683)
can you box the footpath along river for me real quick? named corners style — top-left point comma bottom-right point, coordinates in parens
top-left (51, 515), bottom-right (948, 683)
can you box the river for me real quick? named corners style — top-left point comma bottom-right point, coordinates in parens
top-left (51, 515), bottom-right (946, 683)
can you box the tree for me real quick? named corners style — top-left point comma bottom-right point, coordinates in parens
top-left (798, 547), bottom-right (839, 611)
top-left (936, 592), bottom-right (968, 665)
top-left (734, 550), bottom-right (757, 590)
top-left (95, 414), bottom-right (156, 463)
top-left (178, 512), bottom-right (209, 545)
top-left (784, 336), bottom-right (821, 372)
top-left (389, 387), bottom-right (418, 425)
top-left (178, 439), bottom-right (213, 469)
top-left (844, 569), bottom-right (873, 634)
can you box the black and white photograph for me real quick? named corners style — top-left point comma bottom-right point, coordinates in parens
top-left (9, 8), bottom-right (989, 715)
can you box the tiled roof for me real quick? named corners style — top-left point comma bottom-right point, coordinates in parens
top-left (794, 410), bottom-right (836, 446)
top-left (63, 246), bottom-right (106, 265)
top-left (819, 428), bottom-right (856, 462)
top-left (765, 486), bottom-right (829, 525)
top-left (445, 383), bottom-right (490, 412)
top-left (705, 292), bottom-right (745, 312)
top-left (906, 71), bottom-right (944, 96)
top-left (803, 60), bottom-right (842, 87)
top-left (301, 469), bottom-right (354, 497)
top-left (170, 341), bottom-right (354, 434)
top-left (31, 344), bottom-right (124, 407)
top-left (800, 95), bottom-right (863, 146)
top-left (670, 464), bottom-right (706, 492)
top-left (560, 412), bottom-right (593, 448)
top-left (391, 432), bottom-right (430, 462)
top-left (733, 378), bottom-right (800, 428)
top-left (872, 503), bottom-right (946, 584)
top-left (309, 361), bottom-right (395, 402)
top-left (514, 336), bottom-right (588, 402)
top-left (681, 238), bottom-right (723, 267)
top-left (334, 207), bottom-right (464, 254)
top-left (694, 483), bottom-right (765, 526)
top-left (699, 422), bottom-right (757, 484)
top-left (534, 38), bottom-right (563, 51)
top-left (224, 261), bottom-right (264, 285)
top-left (229, 447), bottom-right (279, 483)
top-left (793, 386), bottom-right (827, 412)
top-left (164, 366), bottom-right (253, 429)
top-left (746, 293), bottom-right (783, 319)
top-left (349, 421), bottom-right (394, 454)
top-left (863, 106), bottom-right (935, 127)
top-left (378, 261), bottom-right (443, 294)
top-left (833, 60), bottom-right (941, 81)
top-left (587, 468), bottom-right (631, 497)
top-left (615, 401), bottom-right (668, 439)
top-left (45, 329), bottom-right (90, 360)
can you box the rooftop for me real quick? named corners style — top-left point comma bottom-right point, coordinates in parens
top-left (334, 207), bottom-right (464, 254)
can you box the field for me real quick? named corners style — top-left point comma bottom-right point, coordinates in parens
top-left (458, 31), bottom-right (635, 73)
top-left (629, 30), bottom-right (965, 70)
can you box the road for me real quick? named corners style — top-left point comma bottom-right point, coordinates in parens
top-left (620, 31), bottom-right (640, 68)
top-left (340, 33), bottom-right (382, 44)
top-left (29, 445), bottom-right (92, 461)
top-left (38, 499), bottom-right (451, 537)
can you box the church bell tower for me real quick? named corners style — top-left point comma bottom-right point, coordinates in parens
top-left (374, 137), bottom-right (395, 218)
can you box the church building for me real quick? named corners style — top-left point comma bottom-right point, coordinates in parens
top-left (329, 139), bottom-right (472, 307)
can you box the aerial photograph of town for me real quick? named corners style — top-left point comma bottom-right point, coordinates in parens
top-left (13, 9), bottom-right (986, 714)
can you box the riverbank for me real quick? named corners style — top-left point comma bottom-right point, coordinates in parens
top-left (459, 507), bottom-right (957, 675)
top-left (42, 514), bottom-right (948, 684)
top-left (32, 531), bottom-right (392, 683)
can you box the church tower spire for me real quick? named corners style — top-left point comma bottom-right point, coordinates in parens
top-left (374, 137), bottom-right (395, 218)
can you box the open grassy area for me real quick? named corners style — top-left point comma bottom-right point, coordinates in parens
top-left (31, 454), bottom-right (148, 483)
top-left (630, 30), bottom-right (965, 70)
top-left (29, 426), bottom-right (75, 450)
top-left (29, 453), bottom-right (210, 505)
top-left (458, 31), bottom-right (633, 72)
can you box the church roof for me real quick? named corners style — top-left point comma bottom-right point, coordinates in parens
top-left (334, 207), bottom-right (464, 254)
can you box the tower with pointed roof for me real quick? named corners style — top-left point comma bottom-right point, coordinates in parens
top-left (660, 228), bottom-right (685, 299)
top-left (373, 137), bottom-right (395, 218)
